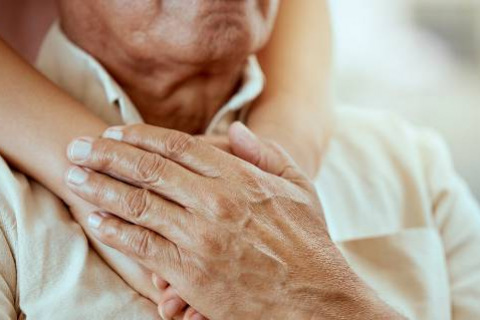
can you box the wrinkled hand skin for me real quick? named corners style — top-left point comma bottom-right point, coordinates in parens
top-left (65, 123), bottom-right (405, 320)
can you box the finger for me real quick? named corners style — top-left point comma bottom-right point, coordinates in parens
top-left (66, 166), bottom-right (197, 247)
top-left (158, 284), bottom-right (182, 305)
top-left (184, 307), bottom-right (207, 320)
top-left (151, 273), bottom-right (191, 319)
top-left (158, 285), bottom-right (188, 319)
top-left (228, 122), bottom-right (306, 183)
top-left (183, 307), bottom-right (196, 319)
top-left (160, 297), bottom-right (188, 320)
top-left (196, 135), bottom-right (231, 154)
top-left (102, 124), bottom-right (231, 177)
top-left (152, 273), bottom-right (169, 290)
top-left (87, 212), bottom-right (181, 280)
top-left (67, 137), bottom-right (208, 208)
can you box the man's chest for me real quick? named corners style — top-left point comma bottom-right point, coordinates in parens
top-left (3, 173), bottom-right (159, 319)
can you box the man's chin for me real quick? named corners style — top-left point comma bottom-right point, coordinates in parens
top-left (181, 24), bottom-right (253, 66)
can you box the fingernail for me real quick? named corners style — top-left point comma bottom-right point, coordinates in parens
top-left (161, 299), bottom-right (184, 320)
top-left (68, 139), bottom-right (93, 161)
top-left (88, 213), bottom-right (103, 229)
top-left (66, 167), bottom-right (89, 185)
top-left (103, 127), bottom-right (124, 141)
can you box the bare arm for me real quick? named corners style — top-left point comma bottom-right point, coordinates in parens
top-left (248, 0), bottom-right (333, 177)
top-left (0, 37), bottom-right (198, 316)
top-left (0, 38), bottom-right (108, 202)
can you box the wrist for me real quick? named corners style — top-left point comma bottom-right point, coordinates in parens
top-left (269, 245), bottom-right (406, 320)
top-left (303, 280), bottom-right (406, 320)
top-left (278, 288), bottom-right (405, 320)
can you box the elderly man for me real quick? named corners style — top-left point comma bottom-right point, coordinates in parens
top-left (1, 1), bottom-right (279, 319)
top-left (0, 1), bottom-right (479, 320)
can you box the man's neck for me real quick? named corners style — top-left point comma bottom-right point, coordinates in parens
top-left (62, 21), bottom-right (248, 134)
top-left (96, 47), bottom-right (245, 134)
top-left (122, 66), bottom-right (243, 134)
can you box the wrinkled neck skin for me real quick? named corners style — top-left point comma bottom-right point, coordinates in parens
top-left (100, 50), bottom-right (246, 134)
top-left (61, 25), bottom-right (246, 135)
top-left (57, 0), bottom-right (279, 134)
top-left (58, 0), bottom-right (279, 134)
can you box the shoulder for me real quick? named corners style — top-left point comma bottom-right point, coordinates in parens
top-left (317, 106), bottom-right (457, 240)
top-left (316, 108), bottom-right (480, 318)
top-left (322, 106), bottom-right (450, 192)
top-left (329, 106), bottom-right (446, 168)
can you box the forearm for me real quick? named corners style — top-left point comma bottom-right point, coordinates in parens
top-left (247, 94), bottom-right (332, 178)
top-left (0, 38), bottom-right (108, 202)
top-left (0, 40), bottom-right (165, 302)
top-left (248, 0), bottom-right (333, 177)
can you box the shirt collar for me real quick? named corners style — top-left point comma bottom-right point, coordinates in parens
top-left (36, 21), bottom-right (265, 133)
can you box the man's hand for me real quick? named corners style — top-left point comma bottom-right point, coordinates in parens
top-left (64, 123), bottom-right (404, 320)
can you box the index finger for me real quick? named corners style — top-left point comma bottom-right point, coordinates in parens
top-left (103, 124), bottom-right (234, 178)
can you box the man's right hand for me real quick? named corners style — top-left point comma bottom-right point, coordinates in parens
top-left (65, 123), bottom-right (405, 320)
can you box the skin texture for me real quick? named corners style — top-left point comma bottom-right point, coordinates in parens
top-left (0, 1), bottom-right (332, 318)
top-left (1, 1), bottom-right (277, 317)
top-left (64, 123), bottom-right (405, 320)
top-left (0, 0), bottom-right (332, 178)
top-left (250, 0), bottom-right (332, 177)
top-left (0, 39), bottom-right (180, 315)
top-left (58, 0), bottom-right (279, 134)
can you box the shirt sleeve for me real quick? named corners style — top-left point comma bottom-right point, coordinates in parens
top-left (0, 210), bottom-right (17, 319)
top-left (420, 130), bottom-right (480, 319)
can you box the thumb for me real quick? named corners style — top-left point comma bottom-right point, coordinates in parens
top-left (228, 122), bottom-right (303, 181)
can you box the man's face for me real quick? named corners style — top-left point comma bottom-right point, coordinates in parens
top-left (61, 0), bottom-right (279, 66)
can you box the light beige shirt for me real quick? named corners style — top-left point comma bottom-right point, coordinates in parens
top-left (1, 23), bottom-right (479, 319)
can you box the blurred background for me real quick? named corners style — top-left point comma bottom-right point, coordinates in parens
top-left (330, 0), bottom-right (480, 200)
top-left (1, 0), bottom-right (479, 199)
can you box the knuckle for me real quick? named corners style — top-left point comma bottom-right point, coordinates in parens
top-left (164, 132), bottom-right (196, 159)
top-left (241, 169), bottom-right (265, 190)
top-left (90, 176), bottom-right (108, 201)
top-left (134, 152), bottom-right (166, 183)
top-left (99, 220), bottom-right (125, 248)
top-left (99, 220), bottom-right (117, 242)
top-left (91, 139), bottom-right (115, 171)
top-left (123, 188), bottom-right (151, 221)
top-left (130, 229), bottom-right (155, 258)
